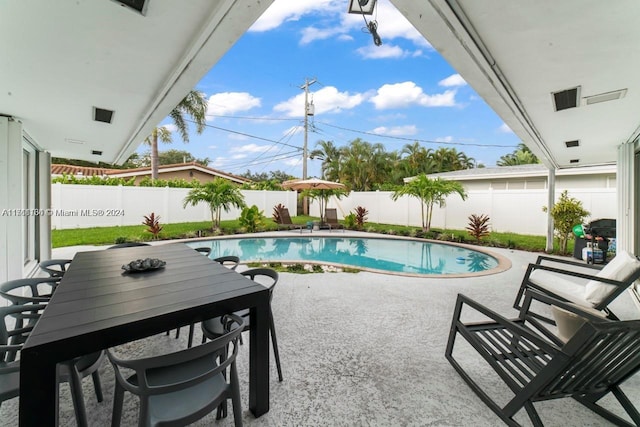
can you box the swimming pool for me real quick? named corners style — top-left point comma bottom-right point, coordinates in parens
top-left (187, 236), bottom-right (506, 276)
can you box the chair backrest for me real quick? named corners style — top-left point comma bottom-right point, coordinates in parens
top-left (584, 250), bottom-right (640, 307)
top-left (537, 319), bottom-right (640, 398)
top-left (0, 277), bottom-right (60, 306)
top-left (280, 208), bottom-right (293, 225)
top-left (241, 268), bottom-right (278, 300)
top-left (0, 304), bottom-right (47, 365)
top-left (107, 313), bottom-right (244, 396)
top-left (39, 259), bottom-right (72, 278)
top-left (107, 242), bottom-right (151, 249)
top-left (194, 247), bottom-right (212, 256)
top-left (213, 255), bottom-right (240, 270)
top-left (325, 208), bottom-right (338, 224)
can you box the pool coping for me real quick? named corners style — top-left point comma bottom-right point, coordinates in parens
top-left (178, 230), bottom-right (513, 278)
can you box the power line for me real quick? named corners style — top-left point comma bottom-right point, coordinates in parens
top-left (186, 119), bottom-right (302, 151)
top-left (315, 121), bottom-right (518, 148)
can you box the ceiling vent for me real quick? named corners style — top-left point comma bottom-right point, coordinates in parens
top-left (93, 107), bottom-right (114, 124)
top-left (569, 159), bottom-right (580, 164)
top-left (584, 89), bottom-right (627, 105)
top-left (565, 140), bottom-right (580, 148)
top-left (111, 0), bottom-right (148, 15)
top-left (552, 86), bottom-right (580, 111)
top-left (91, 150), bottom-right (103, 156)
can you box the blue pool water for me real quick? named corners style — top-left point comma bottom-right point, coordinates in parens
top-left (188, 237), bottom-right (499, 276)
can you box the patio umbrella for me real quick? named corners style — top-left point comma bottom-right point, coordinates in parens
top-left (282, 178), bottom-right (346, 224)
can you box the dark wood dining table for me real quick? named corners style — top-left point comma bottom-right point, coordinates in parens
top-left (19, 243), bottom-right (271, 426)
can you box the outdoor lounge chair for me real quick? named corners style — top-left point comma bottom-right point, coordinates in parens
top-left (324, 208), bottom-right (344, 232)
top-left (446, 291), bottom-right (640, 427)
top-left (513, 250), bottom-right (640, 322)
top-left (276, 208), bottom-right (304, 233)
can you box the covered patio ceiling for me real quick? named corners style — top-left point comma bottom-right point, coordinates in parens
top-left (0, 0), bottom-right (272, 164)
top-left (3, 1), bottom-right (639, 170)
top-left (392, 0), bottom-right (640, 169)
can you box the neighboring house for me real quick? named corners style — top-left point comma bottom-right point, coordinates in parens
top-left (51, 162), bottom-right (250, 185)
top-left (416, 164), bottom-right (616, 191)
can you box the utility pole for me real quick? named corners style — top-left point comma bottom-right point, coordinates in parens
top-left (300, 77), bottom-right (317, 214)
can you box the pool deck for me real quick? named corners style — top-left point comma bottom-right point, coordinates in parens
top-left (4, 231), bottom-right (639, 426)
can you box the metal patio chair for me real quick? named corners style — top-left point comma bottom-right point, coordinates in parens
top-left (513, 251), bottom-right (640, 322)
top-left (446, 291), bottom-right (640, 427)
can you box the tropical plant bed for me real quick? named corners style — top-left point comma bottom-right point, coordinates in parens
top-left (246, 262), bottom-right (360, 274)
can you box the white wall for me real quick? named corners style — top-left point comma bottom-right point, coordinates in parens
top-left (50, 184), bottom-right (298, 229)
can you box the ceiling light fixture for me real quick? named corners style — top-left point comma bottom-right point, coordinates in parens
top-left (347, 0), bottom-right (382, 46)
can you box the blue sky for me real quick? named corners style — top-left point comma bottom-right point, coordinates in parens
top-left (147, 0), bottom-right (520, 178)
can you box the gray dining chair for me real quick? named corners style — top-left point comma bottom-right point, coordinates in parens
top-left (193, 246), bottom-right (212, 256)
top-left (0, 304), bottom-right (105, 427)
top-left (201, 268), bottom-right (283, 382)
top-left (177, 255), bottom-right (241, 348)
top-left (108, 314), bottom-right (245, 427)
top-left (107, 242), bottom-right (151, 249)
top-left (39, 258), bottom-right (72, 278)
top-left (0, 277), bottom-right (60, 308)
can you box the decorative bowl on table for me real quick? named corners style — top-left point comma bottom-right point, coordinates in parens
top-left (122, 258), bottom-right (166, 273)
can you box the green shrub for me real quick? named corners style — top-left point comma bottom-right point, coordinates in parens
top-left (239, 205), bottom-right (266, 233)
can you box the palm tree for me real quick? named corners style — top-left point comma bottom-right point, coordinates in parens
top-left (309, 140), bottom-right (341, 181)
top-left (183, 178), bottom-right (246, 230)
top-left (401, 142), bottom-right (434, 176)
top-left (391, 175), bottom-right (467, 231)
top-left (497, 143), bottom-right (540, 166)
top-left (145, 90), bottom-right (207, 180)
top-left (339, 139), bottom-right (389, 191)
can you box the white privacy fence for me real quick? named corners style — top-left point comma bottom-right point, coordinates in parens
top-left (52, 184), bottom-right (616, 236)
top-left (50, 184), bottom-right (298, 229)
top-left (320, 188), bottom-right (616, 236)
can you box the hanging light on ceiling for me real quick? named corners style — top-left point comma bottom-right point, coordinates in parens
top-left (347, 0), bottom-right (377, 15)
top-left (347, 0), bottom-right (382, 46)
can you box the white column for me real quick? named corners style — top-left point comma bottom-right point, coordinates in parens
top-left (37, 151), bottom-right (52, 262)
top-left (0, 117), bottom-right (24, 282)
top-left (546, 168), bottom-right (556, 253)
top-left (617, 140), bottom-right (635, 254)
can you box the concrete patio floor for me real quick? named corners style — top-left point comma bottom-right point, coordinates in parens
top-left (2, 232), bottom-right (639, 426)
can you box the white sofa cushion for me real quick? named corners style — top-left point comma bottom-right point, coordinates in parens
top-left (584, 251), bottom-right (640, 305)
top-left (551, 305), bottom-right (606, 343)
top-left (529, 269), bottom-right (590, 306)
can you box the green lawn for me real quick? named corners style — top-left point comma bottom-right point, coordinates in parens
top-left (52, 216), bottom-right (572, 254)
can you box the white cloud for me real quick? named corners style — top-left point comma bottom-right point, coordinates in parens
top-left (372, 125), bottom-right (418, 136)
top-left (370, 81), bottom-right (457, 109)
top-left (251, 0), bottom-right (432, 49)
top-left (438, 74), bottom-right (467, 87)
top-left (435, 136), bottom-right (454, 143)
top-left (300, 26), bottom-right (336, 44)
top-left (498, 123), bottom-right (513, 133)
top-left (161, 124), bottom-right (177, 133)
top-left (356, 43), bottom-right (410, 59)
top-left (250, 0), bottom-right (342, 32)
top-left (236, 143), bottom-right (275, 153)
top-left (206, 92), bottom-right (261, 119)
top-left (274, 86), bottom-right (365, 117)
